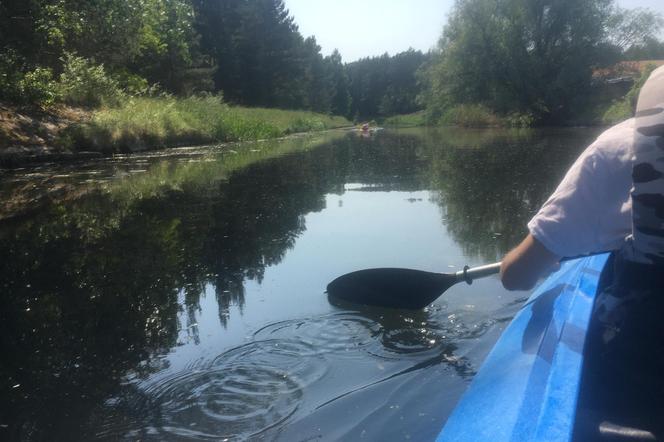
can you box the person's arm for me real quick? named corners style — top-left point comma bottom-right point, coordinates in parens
top-left (500, 234), bottom-right (560, 291)
top-left (501, 121), bottom-right (632, 291)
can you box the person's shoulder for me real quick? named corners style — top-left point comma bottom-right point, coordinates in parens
top-left (596, 118), bottom-right (635, 142)
top-left (589, 118), bottom-right (634, 161)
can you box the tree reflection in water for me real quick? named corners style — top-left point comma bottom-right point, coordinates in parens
top-left (425, 127), bottom-right (598, 262)
top-left (0, 127), bottom-right (601, 439)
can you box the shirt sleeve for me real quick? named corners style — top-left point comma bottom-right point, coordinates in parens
top-left (528, 136), bottom-right (631, 257)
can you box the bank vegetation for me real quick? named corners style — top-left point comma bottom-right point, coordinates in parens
top-left (2, 0), bottom-right (664, 158)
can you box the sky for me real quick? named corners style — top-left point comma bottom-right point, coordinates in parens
top-left (284, 0), bottom-right (664, 63)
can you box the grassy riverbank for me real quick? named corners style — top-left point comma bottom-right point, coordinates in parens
top-left (384, 61), bottom-right (662, 129)
top-left (383, 106), bottom-right (534, 128)
top-left (0, 97), bottom-right (351, 163)
top-left (382, 111), bottom-right (428, 128)
top-left (384, 101), bottom-right (630, 129)
top-left (60, 96), bottom-right (351, 153)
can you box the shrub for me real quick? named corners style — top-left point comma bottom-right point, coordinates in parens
top-left (383, 111), bottom-right (427, 127)
top-left (601, 64), bottom-right (658, 125)
top-left (602, 100), bottom-right (633, 125)
top-left (286, 117), bottom-right (325, 134)
top-left (441, 104), bottom-right (499, 127)
top-left (625, 64), bottom-right (658, 111)
top-left (0, 51), bottom-right (24, 103)
top-left (113, 70), bottom-right (152, 96)
top-left (504, 112), bottom-right (535, 128)
top-left (0, 51), bottom-right (60, 108)
top-left (58, 53), bottom-right (125, 107)
top-left (19, 68), bottom-right (60, 108)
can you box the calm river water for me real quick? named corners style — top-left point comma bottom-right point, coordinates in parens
top-left (0, 127), bottom-right (603, 441)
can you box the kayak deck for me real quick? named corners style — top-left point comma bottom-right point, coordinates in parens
top-left (438, 253), bottom-right (610, 442)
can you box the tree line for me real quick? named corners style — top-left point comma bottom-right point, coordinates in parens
top-left (0, 0), bottom-right (427, 119)
top-left (1, 0), bottom-right (663, 123)
top-left (420, 0), bottom-right (664, 124)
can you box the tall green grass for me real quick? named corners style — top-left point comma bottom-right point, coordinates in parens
top-left (440, 104), bottom-right (500, 127)
top-left (600, 64), bottom-right (657, 126)
top-left (382, 111), bottom-right (428, 127)
top-left (601, 100), bottom-right (633, 125)
top-left (436, 104), bottom-right (536, 128)
top-left (59, 96), bottom-right (350, 153)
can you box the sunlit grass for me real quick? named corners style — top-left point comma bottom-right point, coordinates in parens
top-left (602, 99), bottom-right (633, 125)
top-left (383, 111), bottom-right (428, 127)
top-left (440, 104), bottom-right (500, 127)
top-left (434, 105), bottom-right (536, 128)
top-left (59, 96), bottom-right (351, 153)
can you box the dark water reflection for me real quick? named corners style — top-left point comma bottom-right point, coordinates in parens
top-left (0, 127), bottom-right (602, 441)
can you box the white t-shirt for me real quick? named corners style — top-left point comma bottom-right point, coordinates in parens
top-left (527, 119), bottom-right (634, 258)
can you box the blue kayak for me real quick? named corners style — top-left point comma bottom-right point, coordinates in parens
top-left (437, 253), bottom-right (610, 442)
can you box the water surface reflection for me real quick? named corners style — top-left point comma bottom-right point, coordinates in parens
top-left (0, 127), bottom-right (602, 440)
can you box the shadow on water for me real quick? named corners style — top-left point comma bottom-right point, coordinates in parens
top-left (0, 127), bottom-right (602, 440)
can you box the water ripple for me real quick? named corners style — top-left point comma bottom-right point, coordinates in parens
top-left (129, 340), bottom-right (327, 440)
top-left (253, 312), bottom-right (489, 361)
top-left (98, 312), bottom-right (496, 440)
top-left (253, 313), bottom-right (380, 357)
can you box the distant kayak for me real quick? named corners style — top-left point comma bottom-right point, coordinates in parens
top-left (352, 126), bottom-right (383, 135)
top-left (437, 253), bottom-right (610, 442)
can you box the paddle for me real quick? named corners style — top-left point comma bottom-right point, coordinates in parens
top-left (326, 253), bottom-right (605, 310)
top-left (326, 262), bottom-right (501, 310)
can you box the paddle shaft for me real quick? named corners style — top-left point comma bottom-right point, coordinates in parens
top-left (455, 262), bottom-right (501, 284)
top-left (453, 254), bottom-right (594, 285)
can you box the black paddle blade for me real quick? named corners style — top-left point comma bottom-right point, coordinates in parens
top-left (326, 268), bottom-right (458, 310)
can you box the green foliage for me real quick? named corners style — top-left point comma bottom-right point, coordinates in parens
top-left (0, 51), bottom-right (59, 108)
top-left (113, 70), bottom-right (152, 97)
top-left (57, 54), bottom-right (125, 107)
top-left (504, 112), bottom-right (536, 128)
top-left (59, 97), bottom-right (351, 153)
top-left (217, 106), bottom-right (350, 135)
top-left (2, 0), bottom-right (663, 126)
top-left (18, 67), bottom-right (60, 108)
top-left (602, 100), bottom-right (633, 125)
top-left (422, 0), bottom-right (663, 124)
top-left (441, 105), bottom-right (499, 127)
top-left (436, 105), bottom-right (535, 128)
top-left (347, 50), bottom-right (429, 119)
top-left (1, 0), bottom-right (357, 117)
top-left (327, 50), bottom-right (352, 117)
top-left (191, 0), bottom-right (350, 114)
top-left (623, 37), bottom-right (664, 60)
top-left (625, 64), bottom-right (658, 109)
top-left (383, 111), bottom-right (428, 127)
top-left (2, 0), bottom-right (204, 99)
top-left (133, 0), bottom-right (208, 94)
top-left (602, 63), bottom-right (658, 124)
top-left (0, 53), bottom-right (21, 103)
top-left (607, 7), bottom-right (664, 51)
top-left (34, 0), bottom-right (147, 68)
